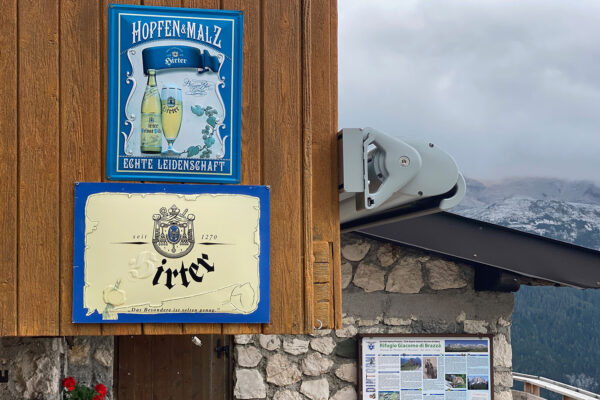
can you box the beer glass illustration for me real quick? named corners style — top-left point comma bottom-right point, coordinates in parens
top-left (161, 84), bottom-right (183, 156)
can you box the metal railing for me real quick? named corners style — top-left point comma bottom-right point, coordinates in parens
top-left (513, 372), bottom-right (600, 400)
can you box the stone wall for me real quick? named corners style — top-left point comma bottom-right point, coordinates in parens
top-left (0, 336), bottom-right (113, 400)
top-left (232, 233), bottom-right (515, 400)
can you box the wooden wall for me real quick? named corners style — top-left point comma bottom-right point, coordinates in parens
top-left (0, 0), bottom-right (340, 336)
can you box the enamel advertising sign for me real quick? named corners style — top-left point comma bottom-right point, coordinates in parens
top-left (106, 5), bottom-right (243, 183)
top-left (73, 182), bottom-right (269, 323)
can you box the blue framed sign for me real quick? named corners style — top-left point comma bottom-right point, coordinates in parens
top-left (106, 4), bottom-right (243, 183)
top-left (73, 182), bottom-right (269, 323)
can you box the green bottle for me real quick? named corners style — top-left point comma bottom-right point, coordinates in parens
top-left (140, 69), bottom-right (163, 154)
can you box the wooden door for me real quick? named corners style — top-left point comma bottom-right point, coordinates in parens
top-left (115, 335), bottom-right (233, 400)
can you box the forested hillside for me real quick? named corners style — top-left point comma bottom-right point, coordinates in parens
top-left (512, 286), bottom-right (600, 392)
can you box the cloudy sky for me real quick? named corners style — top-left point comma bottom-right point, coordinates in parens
top-left (338, 0), bottom-right (600, 184)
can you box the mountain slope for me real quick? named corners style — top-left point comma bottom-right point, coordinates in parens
top-left (453, 177), bottom-right (600, 392)
top-left (458, 196), bottom-right (600, 250)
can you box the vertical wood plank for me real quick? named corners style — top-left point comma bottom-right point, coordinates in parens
top-left (151, 336), bottom-right (185, 399)
top-left (132, 336), bottom-right (154, 399)
top-left (0, 0), bottom-right (18, 337)
top-left (301, 0), bottom-right (314, 333)
top-left (261, 0), bottom-right (305, 334)
top-left (116, 337), bottom-right (137, 398)
top-left (58, 0), bottom-right (103, 336)
top-left (17, 0), bottom-right (60, 336)
top-left (181, 336), bottom-right (194, 399)
top-left (101, 0), bottom-right (144, 336)
top-left (199, 335), bottom-right (215, 395)
top-left (212, 334), bottom-right (233, 399)
top-left (221, 0), bottom-right (262, 335)
top-left (182, 0), bottom-right (219, 8)
top-left (309, 0), bottom-right (339, 329)
top-left (329, 0), bottom-right (342, 329)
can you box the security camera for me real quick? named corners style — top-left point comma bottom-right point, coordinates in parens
top-left (339, 127), bottom-right (466, 232)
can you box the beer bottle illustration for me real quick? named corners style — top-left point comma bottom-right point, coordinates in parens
top-left (140, 69), bottom-right (163, 154)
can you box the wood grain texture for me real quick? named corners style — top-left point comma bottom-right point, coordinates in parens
top-left (100, 0), bottom-right (144, 336)
top-left (313, 263), bottom-right (330, 283)
top-left (328, 0), bottom-right (342, 329)
top-left (305, 0), bottom-right (341, 330)
top-left (261, 0), bottom-right (305, 334)
top-left (118, 335), bottom-right (154, 399)
top-left (58, 0), bottom-right (103, 336)
top-left (116, 335), bottom-right (233, 399)
top-left (301, 0), bottom-right (315, 335)
top-left (221, 0), bottom-right (263, 335)
top-left (0, 0), bottom-right (18, 337)
top-left (17, 0), bottom-right (60, 336)
top-left (313, 242), bottom-right (333, 329)
top-left (181, 0), bottom-right (219, 8)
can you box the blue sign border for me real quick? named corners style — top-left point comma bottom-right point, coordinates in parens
top-left (73, 182), bottom-right (270, 323)
top-left (106, 4), bottom-right (243, 183)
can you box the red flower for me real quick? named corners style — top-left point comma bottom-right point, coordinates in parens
top-left (61, 377), bottom-right (76, 391)
top-left (95, 383), bottom-right (107, 398)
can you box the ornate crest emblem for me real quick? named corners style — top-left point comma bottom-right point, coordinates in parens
top-left (152, 205), bottom-right (195, 258)
top-left (171, 50), bottom-right (179, 58)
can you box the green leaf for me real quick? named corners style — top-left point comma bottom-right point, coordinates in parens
top-left (207, 116), bottom-right (216, 128)
top-left (186, 146), bottom-right (200, 157)
top-left (191, 105), bottom-right (204, 117)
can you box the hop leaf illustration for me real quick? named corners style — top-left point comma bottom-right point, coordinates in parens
top-left (206, 116), bottom-right (217, 128)
top-left (191, 105), bottom-right (205, 117)
top-left (187, 146), bottom-right (200, 157)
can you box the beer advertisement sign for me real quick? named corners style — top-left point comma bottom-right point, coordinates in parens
top-left (73, 182), bottom-right (270, 323)
top-left (106, 5), bottom-right (243, 183)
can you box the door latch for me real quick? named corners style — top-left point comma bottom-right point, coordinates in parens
top-left (215, 339), bottom-right (230, 359)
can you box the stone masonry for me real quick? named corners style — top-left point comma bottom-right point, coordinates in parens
top-left (0, 336), bottom-right (113, 400)
top-left (233, 233), bottom-right (514, 399)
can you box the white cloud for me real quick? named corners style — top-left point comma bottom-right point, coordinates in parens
top-left (339, 0), bottom-right (600, 183)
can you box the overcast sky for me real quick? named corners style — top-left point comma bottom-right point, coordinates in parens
top-left (338, 0), bottom-right (600, 184)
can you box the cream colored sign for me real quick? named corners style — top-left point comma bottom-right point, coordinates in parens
top-left (83, 192), bottom-right (261, 320)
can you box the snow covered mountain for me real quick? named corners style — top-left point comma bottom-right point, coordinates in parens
top-left (453, 177), bottom-right (600, 250)
top-left (452, 177), bottom-right (600, 393)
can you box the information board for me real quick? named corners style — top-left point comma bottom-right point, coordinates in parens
top-left (106, 5), bottom-right (243, 183)
top-left (360, 336), bottom-right (493, 400)
top-left (73, 182), bottom-right (269, 323)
